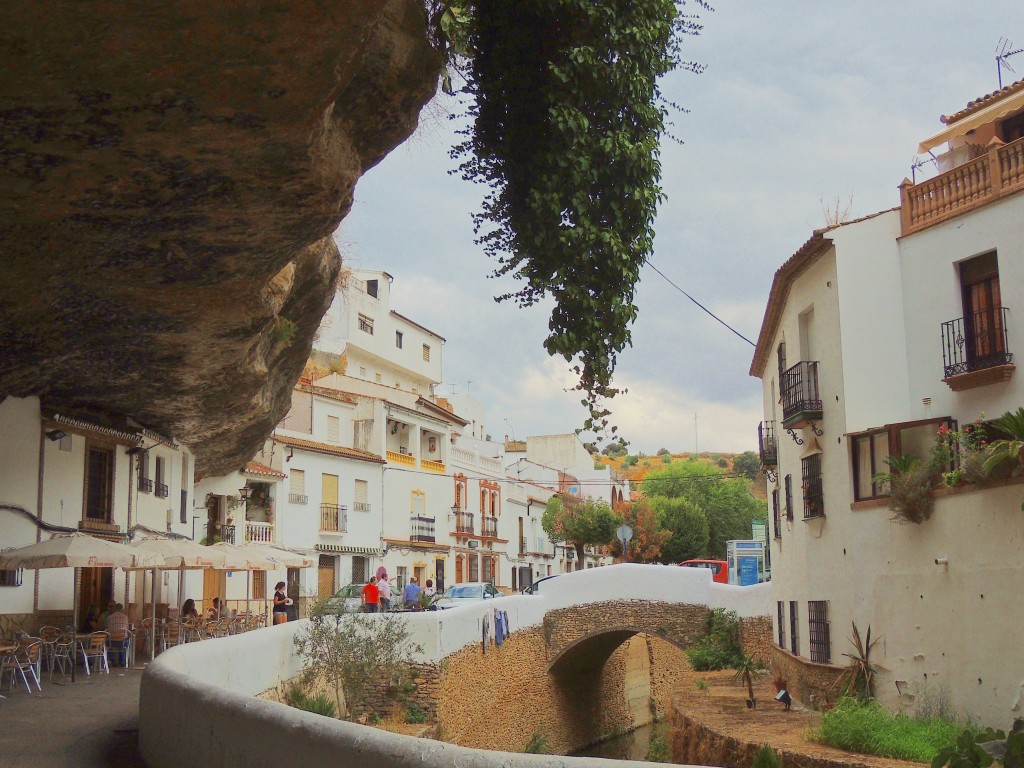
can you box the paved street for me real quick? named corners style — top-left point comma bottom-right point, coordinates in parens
top-left (0, 666), bottom-right (145, 767)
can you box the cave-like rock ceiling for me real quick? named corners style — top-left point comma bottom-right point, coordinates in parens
top-left (0, 1), bottom-right (440, 475)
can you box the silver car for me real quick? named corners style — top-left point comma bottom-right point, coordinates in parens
top-left (431, 581), bottom-right (500, 609)
top-left (323, 583), bottom-right (364, 612)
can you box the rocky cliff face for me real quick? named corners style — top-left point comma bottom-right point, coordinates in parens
top-left (0, 1), bottom-right (440, 475)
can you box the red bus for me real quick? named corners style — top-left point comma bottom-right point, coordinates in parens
top-left (678, 559), bottom-right (729, 584)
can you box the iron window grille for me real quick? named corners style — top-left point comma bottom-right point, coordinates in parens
top-left (771, 489), bottom-right (781, 538)
top-left (781, 361), bottom-right (822, 426)
top-left (789, 600), bottom-right (799, 655)
top-left (155, 482), bottom-right (169, 499)
top-left (808, 600), bottom-right (831, 663)
top-left (0, 566), bottom-right (23, 587)
top-left (784, 475), bottom-right (793, 521)
top-left (289, 493), bottom-right (308, 504)
top-left (358, 315), bottom-right (374, 334)
top-left (777, 601), bottom-right (785, 648)
top-left (801, 453), bottom-right (824, 519)
top-left (138, 477), bottom-right (153, 493)
top-left (353, 502), bottom-right (371, 512)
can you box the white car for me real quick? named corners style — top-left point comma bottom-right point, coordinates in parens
top-left (323, 583), bottom-right (364, 612)
top-left (431, 581), bottom-right (500, 609)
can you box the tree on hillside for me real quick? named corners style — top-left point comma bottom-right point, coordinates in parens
top-left (542, 496), bottom-right (620, 570)
top-left (648, 496), bottom-right (708, 563)
top-left (642, 460), bottom-right (765, 559)
top-left (733, 451), bottom-right (761, 480)
top-left (606, 499), bottom-right (671, 562)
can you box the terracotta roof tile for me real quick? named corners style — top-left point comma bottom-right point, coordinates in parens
top-left (272, 433), bottom-right (385, 464)
top-left (244, 461), bottom-right (286, 478)
top-left (942, 77), bottom-right (1024, 124)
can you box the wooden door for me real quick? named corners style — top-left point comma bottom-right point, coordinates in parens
top-left (80, 567), bottom-right (112, 620)
top-left (203, 570), bottom-right (222, 615)
top-left (318, 555), bottom-right (335, 599)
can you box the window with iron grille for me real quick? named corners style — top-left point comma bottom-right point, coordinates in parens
top-left (358, 314), bottom-right (374, 334)
top-left (395, 330), bottom-right (403, 349)
top-left (771, 489), bottom-right (781, 538)
top-left (0, 566), bottom-right (23, 587)
top-left (180, 455), bottom-right (189, 523)
top-left (776, 601), bottom-right (785, 648)
top-left (253, 570), bottom-right (266, 599)
top-left (397, 565), bottom-right (408, 592)
top-left (789, 600), bottom-right (799, 655)
top-left (468, 554), bottom-right (480, 582)
top-left (801, 453), bottom-right (824, 519)
top-left (422, 344), bottom-right (430, 362)
top-left (784, 475), bottom-right (793, 521)
top-left (482, 555), bottom-right (494, 583)
top-left (808, 600), bottom-right (831, 663)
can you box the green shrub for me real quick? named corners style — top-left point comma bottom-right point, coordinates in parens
top-left (752, 745), bottom-right (782, 768)
top-left (284, 685), bottom-right (337, 718)
top-left (811, 697), bottom-right (967, 763)
top-left (686, 608), bottom-right (744, 671)
top-left (525, 730), bottom-right (548, 754)
top-left (404, 700), bottom-right (427, 724)
top-left (646, 724), bottom-right (671, 762)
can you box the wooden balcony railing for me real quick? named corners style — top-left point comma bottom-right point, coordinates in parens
top-left (320, 504), bottom-right (347, 533)
top-left (386, 450), bottom-right (415, 467)
top-left (901, 136), bottom-right (1024, 234)
top-left (421, 458), bottom-right (446, 474)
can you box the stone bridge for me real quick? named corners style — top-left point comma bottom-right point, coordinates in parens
top-left (141, 564), bottom-right (774, 767)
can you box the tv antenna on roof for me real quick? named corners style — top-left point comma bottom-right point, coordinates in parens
top-left (996, 37), bottom-right (1023, 89)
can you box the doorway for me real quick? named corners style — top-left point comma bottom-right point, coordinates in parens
top-left (79, 567), bottom-right (113, 624)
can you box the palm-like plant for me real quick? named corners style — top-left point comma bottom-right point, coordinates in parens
top-left (836, 622), bottom-right (880, 701)
top-left (733, 653), bottom-right (766, 709)
top-left (983, 407), bottom-right (1024, 478)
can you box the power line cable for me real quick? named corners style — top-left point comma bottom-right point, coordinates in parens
top-left (646, 260), bottom-right (757, 347)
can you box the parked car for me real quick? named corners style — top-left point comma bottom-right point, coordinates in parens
top-left (677, 559), bottom-right (729, 584)
top-left (521, 574), bottom-right (560, 595)
top-left (323, 583), bottom-right (364, 612)
top-left (431, 581), bottom-right (500, 609)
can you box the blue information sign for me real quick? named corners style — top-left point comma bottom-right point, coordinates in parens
top-left (738, 556), bottom-right (759, 586)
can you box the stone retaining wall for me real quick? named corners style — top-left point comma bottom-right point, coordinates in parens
top-left (740, 616), bottom-right (774, 664)
top-left (769, 644), bottom-right (845, 709)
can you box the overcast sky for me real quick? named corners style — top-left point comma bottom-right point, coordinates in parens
top-left (334, 1), bottom-right (1020, 455)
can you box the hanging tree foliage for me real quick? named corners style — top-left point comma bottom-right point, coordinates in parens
top-left (434, 0), bottom-right (710, 436)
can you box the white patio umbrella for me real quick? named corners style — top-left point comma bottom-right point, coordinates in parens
top-left (0, 532), bottom-right (162, 682)
top-left (128, 536), bottom-right (228, 661)
top-left (235, 544), bottom-right (313, 617)
top-left (207, 542), bottom-right (277, 619)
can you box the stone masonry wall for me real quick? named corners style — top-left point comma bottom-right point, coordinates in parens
top-left (544, 601), bottom-right (709, 665)
top-left (740, 616), bottom-right (774, 665)
top-left (770, 644), bottom-right (846, 709)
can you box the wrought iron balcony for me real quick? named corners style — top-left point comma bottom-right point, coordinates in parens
top-left (138, 477), bottom-right (153, 493)
top-left (758, 421), bottom-right (778, 467)
top-left (410, 515), bottom-right (435, 543)
top-left (941, 306), bottom-right (1012, 382)
top-left (781, 361), bottom-right (822, 429)
top-left (482, 516), bottom-right (498, 538)
top-left (155, 482), bottom-right (169, 499)
top-left (454, 510), bottom-right (474, 534)
top-left (320, 504), bottom-right (347, 533)
top-left (288, 493), bottom-right (307, 504)
top-left (353, 501), bottom-right (371, 512)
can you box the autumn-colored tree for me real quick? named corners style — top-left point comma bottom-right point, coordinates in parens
top-left (542, 495), bottom-right (619, 571)
top-left (607, 499), bottom-right (671, 562)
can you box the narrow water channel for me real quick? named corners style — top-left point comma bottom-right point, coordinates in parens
top-left (570, 722), bottom-right (658, 761)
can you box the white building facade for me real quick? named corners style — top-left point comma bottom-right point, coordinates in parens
top-left (752, 79), bottom-right (1024, 727)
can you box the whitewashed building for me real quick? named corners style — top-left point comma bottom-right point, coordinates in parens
top-left (0, 395), bottom-right (196, 632)
top-left (752, 79), bottom-right (1024, 727)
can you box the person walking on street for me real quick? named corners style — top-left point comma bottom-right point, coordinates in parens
top-left (272, 581), bottom-right (289, 625)
top-left (361, 577), bottom-right (379, 613)
top-left (377, 571), bottom-right (392, 612)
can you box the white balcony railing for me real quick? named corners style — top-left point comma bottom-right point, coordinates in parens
top-left (245, 521), bottom-right (274, 544)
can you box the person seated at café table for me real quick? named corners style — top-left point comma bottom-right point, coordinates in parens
top-left (106, 602), bottom-right (130, 633)
top-left (180, 598), bottom-right (200, 621)
top-left (210, 597), bottom-right (232, 619)
top-left (80, 605), bottom-right (101, 633)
